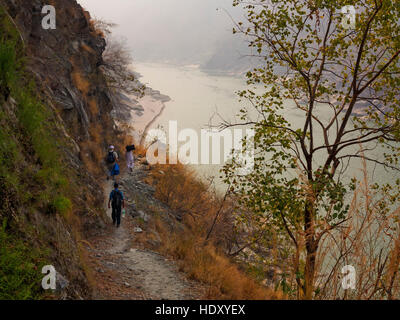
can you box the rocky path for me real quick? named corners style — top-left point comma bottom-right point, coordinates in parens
top-left (86, 166), bottom-right (202, 300)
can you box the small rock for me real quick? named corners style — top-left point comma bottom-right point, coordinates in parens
top-left (138, 211), bottom-right (150, 222)
top-left (56, 272), bottom-right (69, 292)
top-left (134, 227), bottom-right (143, 233)
top-left (124, 282), bottom-right (131, 287)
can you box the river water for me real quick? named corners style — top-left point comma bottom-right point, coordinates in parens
top-left (133, 62), bottom-right (396, 190)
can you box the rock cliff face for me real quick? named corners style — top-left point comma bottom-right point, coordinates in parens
top-left (4, 0), bottom-right (113, 140)
top-left (1, 0), bottom-right (118, 298)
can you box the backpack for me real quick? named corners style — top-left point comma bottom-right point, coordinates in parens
top-left (111, 190), bottom-right (123, 209)
top-left (111, 163), bottom-right (120, 176)
top-left (126, 144), bottom-right (135, 152)
top-left (106, 151), bottom-right (116, 164)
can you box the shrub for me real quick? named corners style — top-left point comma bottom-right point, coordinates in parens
top-left (0, 40), bottom-right (18, 97)
top-left (0, 7), bottom-right (22, 97)
top-left (0, 221), bottom-right (47, 300)
top-left (0, 6), bottom-right (73, 218)
top-left (50, 196), bottom-right (72, 216)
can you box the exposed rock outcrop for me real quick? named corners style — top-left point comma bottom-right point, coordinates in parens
top-left (1, 0), bottom-right (119, 299)
top-left (4, 0), bottom-right (112, 140)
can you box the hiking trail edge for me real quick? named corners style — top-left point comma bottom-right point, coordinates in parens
top-left (85, 163), bottom-right (203, 300)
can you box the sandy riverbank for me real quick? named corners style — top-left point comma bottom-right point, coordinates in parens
top-left (110, 66), bottom-right (171, 144)
top-left (129, 87), bottom-right (171, 138)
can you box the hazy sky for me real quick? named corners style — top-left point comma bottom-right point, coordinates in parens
top-left (77, 0), bottom-right (245, 65)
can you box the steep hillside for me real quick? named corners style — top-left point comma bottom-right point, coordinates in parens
top-left (0, 0), bottom-right (118, 299)
top-left (0, 0), bottom-right (283, 301)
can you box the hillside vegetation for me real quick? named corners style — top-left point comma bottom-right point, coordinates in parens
top-left (0, 1), bottom-right (115, 299)
top-left (0, 1), bottom-right (275, 300)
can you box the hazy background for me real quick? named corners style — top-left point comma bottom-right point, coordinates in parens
top-left (77, 0), bottom-right (253, 73)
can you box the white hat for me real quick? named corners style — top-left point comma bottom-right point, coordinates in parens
top-left (109, 145), bottom-right (115, 150)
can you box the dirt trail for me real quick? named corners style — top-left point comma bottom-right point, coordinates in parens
top-left (86, 167), bottom-right (201, 300)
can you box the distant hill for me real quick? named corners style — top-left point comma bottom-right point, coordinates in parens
top-left (200, 34), bottom-right (256, 75)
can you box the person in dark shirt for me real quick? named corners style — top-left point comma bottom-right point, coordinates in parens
top-left (108, 183), bottom-right (125, 227)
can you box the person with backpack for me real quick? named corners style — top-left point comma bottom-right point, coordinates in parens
top-left (108, 182), bottom-right (125, 227)
top-left (106, 145), bottom-right (119, 181)
top-left (126, 144), bottom-right (135, 173)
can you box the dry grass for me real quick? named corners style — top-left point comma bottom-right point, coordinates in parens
top-left (81, 43), bottom-right (96, 55)
top-left (71, 70), bottom-right (90, 97)
top-left (148, 164), bottom-right (211, 219)
top-left (158, 225), bottom-right (283, 299)
top-left (62, 190), bottom-right (99, 294)
top-left (79, 123), bottom-right (106, 177)
top-left (88, 98), bottom-right (99, 116)
top-left (70, 57), bottom-right (90, 98)
top-left (140, 157), bottom-right (284, 300)
top-left (77, 240), bottom-right (97, 293)
top-left (314, 156), bottom-right (400, 299)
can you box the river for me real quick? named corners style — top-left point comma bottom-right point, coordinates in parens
top-left (133, 61), bottom-right (396, 190)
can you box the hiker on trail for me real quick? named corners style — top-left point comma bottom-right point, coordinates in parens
top-left (108, 182), bottom-right (125, 228)
top-left (126, 144), bottom-right (135, 173)
top-left (106, 145), bottom-right (119, 181)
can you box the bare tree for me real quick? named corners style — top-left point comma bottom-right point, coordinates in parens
top-left (93, 19), bottom-right (145, 97)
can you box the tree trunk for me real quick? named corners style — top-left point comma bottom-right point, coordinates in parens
top-left (303, 201), bottom-right (317, 300)
top-left (304, 244), bottom-right (317, 299)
